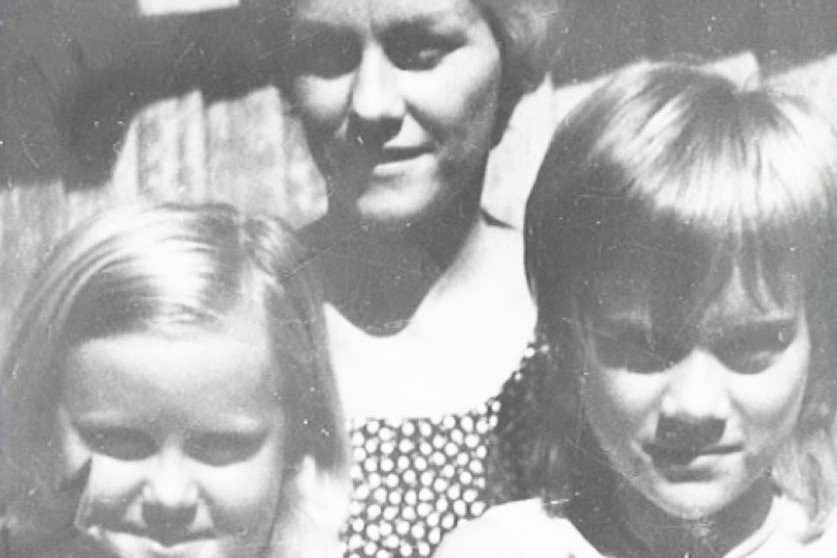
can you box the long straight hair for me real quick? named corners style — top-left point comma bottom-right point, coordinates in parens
top-left (2, 203), bottom-right (348, 556)
top-left (525, 60), bottom-right (837, 536)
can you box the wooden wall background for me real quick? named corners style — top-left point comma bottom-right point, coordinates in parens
top-left (2, 0), bottom-right (836, 344)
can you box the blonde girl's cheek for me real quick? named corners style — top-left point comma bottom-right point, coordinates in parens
top-left (203, 461), bottom-right (284, 520)
top-left (74, 458), bottom-right (147, 532)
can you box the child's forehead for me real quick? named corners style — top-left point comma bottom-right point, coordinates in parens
top-left (586, 256), bottom-right (804, 328)
top-left (65, 315), bottom-right (281, 391)
top-left (143, 296), bottom-right (270, 336)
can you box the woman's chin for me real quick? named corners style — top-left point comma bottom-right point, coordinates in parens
top-left (326, 165), bottom-right (473, 233)
top-left (337, 195), bottom-right (445, 233)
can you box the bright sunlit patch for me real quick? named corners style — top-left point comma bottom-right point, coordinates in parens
top-left (138, 0), bottom-right (239, 16)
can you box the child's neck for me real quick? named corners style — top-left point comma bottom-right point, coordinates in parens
top-left (616, 477), bottom-right (776, 558)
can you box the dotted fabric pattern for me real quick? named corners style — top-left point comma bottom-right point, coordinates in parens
top-left (342, 342), bottom-right (547, 558)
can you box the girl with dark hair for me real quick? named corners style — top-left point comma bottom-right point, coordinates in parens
top-left (437, 60), bottom-right (837, 557)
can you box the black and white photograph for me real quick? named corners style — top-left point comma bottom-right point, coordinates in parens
top-left (2, 1), bottom-right (836, 557)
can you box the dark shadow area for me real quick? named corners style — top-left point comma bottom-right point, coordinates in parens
top-left (4, 1), bottom-right (834, 189)
top-left (3, 6), bottom-right (278, 190)
top-left (553, 0), bottom-right (837, 84)
top-left (56, 8), bottom-right (278, 191)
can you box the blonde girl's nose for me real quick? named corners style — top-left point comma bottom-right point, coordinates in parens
top-left (142, 451), bottom-right (199, 529)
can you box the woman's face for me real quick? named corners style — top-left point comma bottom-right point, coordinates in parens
top-left (578, 264), bottom-right (810, 521)
top-left (287, 0), bottom-right (502, 228)
top-left (57, 318), bottom-right (286, 558)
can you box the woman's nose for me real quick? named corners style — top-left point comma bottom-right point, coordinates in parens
top-left (348, 47), bottom-right (405, 145)
top-left (142, 451), bottom-right (198, 530)
top-left (660, 348), bottom-right (731, 425)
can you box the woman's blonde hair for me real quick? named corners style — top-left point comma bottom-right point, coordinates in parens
top-left (245, 0), bottom-right (565, 131)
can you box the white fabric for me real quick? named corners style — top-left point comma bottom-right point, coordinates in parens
top-left (437, 497), bottom-right (837, 558)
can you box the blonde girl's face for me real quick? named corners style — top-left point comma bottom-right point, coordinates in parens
top-left (579, 263), bottom-right (811, 521)
top-left (57, 317), bottom-right (286, 558)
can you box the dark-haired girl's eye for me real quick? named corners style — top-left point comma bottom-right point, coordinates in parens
top-left (79, 427), bottom-right (156, 461)
top-left (591, 327), bottom-right (679, 373)
top-left (714, 321), bottom-right (797, 374)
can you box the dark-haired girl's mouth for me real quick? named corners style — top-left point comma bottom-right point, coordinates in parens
top-left (645, 443), bottom-right (739, 466)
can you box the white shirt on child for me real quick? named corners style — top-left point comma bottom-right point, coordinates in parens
top-left (435, 496), bottom-right (837, 558)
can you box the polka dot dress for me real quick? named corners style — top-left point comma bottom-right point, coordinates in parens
top-left (343, 342), bottom-right (548, 558)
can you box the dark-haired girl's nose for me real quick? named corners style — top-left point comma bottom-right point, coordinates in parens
top-left (657, 348), bottom-right (730, 448)
top-left (660, 348), bottom-right (731, 424)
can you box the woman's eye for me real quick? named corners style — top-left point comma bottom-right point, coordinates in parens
top-left (80, 428), bottom-right (156, 461)
top-left (388, 34), bottom-right (457, 70)
top-left (186, 432), bottom-right (265, 466)
top-left (291, 34), bottom-right (360, 78)
top-left (393, 46), bottom-right (446, 70)
top-left (715, 323), bottom-right (796, 374)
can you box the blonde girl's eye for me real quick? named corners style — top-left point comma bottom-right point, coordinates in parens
top-left (185, 431), bottom-right (267, 467)
top-left (79, 427), bottom-right (156, 461)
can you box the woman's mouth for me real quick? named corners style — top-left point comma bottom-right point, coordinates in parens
top-left (368, 146), bottom-right (431, 169)
top-left (327, 140), bottom-right (433, 179)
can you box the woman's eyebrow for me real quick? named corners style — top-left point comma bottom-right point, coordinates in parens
top-left (289, 20), bottom-right (354, 44)
top-left (381, 22), bottom-right (445, 45)
top-left (383, 14), bottom-right (461, 35)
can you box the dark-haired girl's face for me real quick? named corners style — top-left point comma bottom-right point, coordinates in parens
top-left (287, 0), bottom-right (501, 229)
top-left (578, 264), bottom-right (810, 521)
